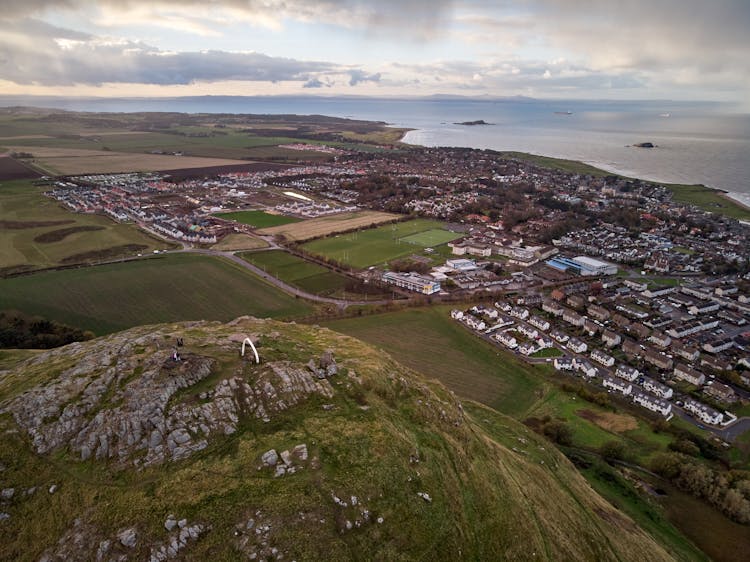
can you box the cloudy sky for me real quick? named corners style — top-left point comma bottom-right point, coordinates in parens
top-left (1, 1), bottom-right (748, 104)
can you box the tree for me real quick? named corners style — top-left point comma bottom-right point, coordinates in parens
top-left (599, 440), bottom-right (626, 462)
top-left (542, 420), bottom-right (573, 446)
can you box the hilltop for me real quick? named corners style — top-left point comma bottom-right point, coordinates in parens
top-left (0, 318), bottom-right (676, 561)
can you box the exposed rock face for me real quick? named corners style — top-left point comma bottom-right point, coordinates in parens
top-left (4, 331), bottom-right (334, 468)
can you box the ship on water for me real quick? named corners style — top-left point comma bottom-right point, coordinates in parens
top-left (554, 111), bottom-right (573, 115)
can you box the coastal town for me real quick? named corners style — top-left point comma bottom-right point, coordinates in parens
top-left (42, 144), bottom-right (750, 437)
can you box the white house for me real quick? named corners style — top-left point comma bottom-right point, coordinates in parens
top-left (554, 356), bottom-right (575, 371)
top-left (567, 338), bottom-right (587, 354)
top-left (642, 377), bottom-right (673, 399)
top-left (529, 315), bottom-right (550, 331)
top-left (602, 375), bottom-right (632, 396)
top-left (632, 391), bottom-right (672, 417)
top-left (683, 398), bottom-right (723, 425)
top-left (591, 350), bottom-right (615, 368)
top-left (673, 364), bottom-right (706, 386)
top-left (615, 364), bottom-right (641, 382)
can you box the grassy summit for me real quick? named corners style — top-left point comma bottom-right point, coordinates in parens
top-left (0, 318), bottom-right (675, 561)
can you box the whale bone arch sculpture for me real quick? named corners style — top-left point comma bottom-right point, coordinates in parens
top-left (241, 337), bottom-right (260, 364)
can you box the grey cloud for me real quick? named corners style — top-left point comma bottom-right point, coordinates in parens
top-left (3, 0), bottom-right (456, 39)
top-left (0, 26), bottom-right (340, 85)
top-left (348, 69), bottom-right (381, 86)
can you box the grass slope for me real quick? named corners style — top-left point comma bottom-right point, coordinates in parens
top-left (324, 307), bottom-right (546, 416)
top-left (0, 254), bottom-right (312, 334)
top-left (0, 318), bottom-right (675, 561)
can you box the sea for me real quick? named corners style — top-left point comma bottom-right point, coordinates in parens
top-left (2, 95), bottom-right (749, 207)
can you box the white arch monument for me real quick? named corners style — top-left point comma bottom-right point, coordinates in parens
top-left (241, 337), bottom-right (260, 364)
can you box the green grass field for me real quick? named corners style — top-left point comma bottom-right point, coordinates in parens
top-left (0, 254), bottom-right (313, 334)
top-left (0, 180), bottom-right (169, 271)
top-left (302, 219), bottom-right (459, 268)
top-left (400, 228), bottom-right (462, 246)
top-left (240, 250), bottom-right (348, 295)
top-left (324, 306), bottom-right (547, 416)
top-left (214, 210), bottom-right (301, 228)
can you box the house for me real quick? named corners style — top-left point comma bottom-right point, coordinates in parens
top-left (602, 375), bottom-right (632, 395)
top-left (494, 332), bottom-right (518, 349)
top-left (688, 302), bottom-right (721, 316)
top-left (529, 315), bottom-right (550, 331)
top-left (509, 306), bottom-right (530, 320)
top-left (602, 330), bottom-right (622, 348)
top-left (615, 364), bottom-right (641, 382)
top-left (629, 323), bottom-right (651, 340)
top-left (622, 338), bottom-right (642, 358)
top-left (519, 341), bottom-right (538, 356)
top-left (683, 398), bottom-right (723, 425)
top-left (550, 329), bottom-right (570, 344)
top-left (450, 310), bottom-right (464, 320)
top-left (567, 338), bottom-right (588, 354)
top-left (644, 349), bottom-right (673, 370)
top-left (542, 300), bottom-right (564, 316)
top-left (591, 350), bottom-right (615, 367)
top-left (567, 294), bottom-right (586, 310)
top-left (671, 341), bottom-right (700, 362)
top-left (642, 377), bottom-right (673, 399)
top-left (574, 358), bottom-right (598, 378)
top-left (517, 325), bottom-right (538, 339)
top-left (703, 381), bottom-right (737, 403)
top-left (701, 356), bottom-right (732, 372)
top-left (588, 304), bottom-right (611, 321)
top-left (554, 355), bottom-right (575, 371)
top-left (536, 336), bottom-right (554, 349)
top-left (673, 364), bottom-right (706, 386)
top-left (582, 318), bottom-right (600, 336)
top-left (648, 331), bottom-right (672, 349)
top-left (703, 338), bottom-right (734, 354)
top-left (612, 313), bottom-right (631, 329)
top-left (632, 391), bottom-right (672, 417)
top-left (562, 309), bottom-right (584, 327)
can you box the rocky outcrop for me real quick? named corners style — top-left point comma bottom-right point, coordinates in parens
top-left (4, 332), bottom-right (335, 468)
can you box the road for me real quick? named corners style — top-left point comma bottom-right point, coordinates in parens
top-left (181, 247), bottom-right (394, 308)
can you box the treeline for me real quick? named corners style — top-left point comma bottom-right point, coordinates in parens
top-left (651, 453), bottom-right (750, 524)
top-left (0, 310), bottom-right (94, 349)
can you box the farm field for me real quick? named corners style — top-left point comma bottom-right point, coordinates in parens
top-left (240, 250), bottom-right (349, 295)
top-left (0, 253), bottom-right (313, 334)
top-left (215, 210), bottom-right (301, 228)
top-left (0, 179), bottom-right (168, 273)
top-left (0, 156), bottom-right (40, 180)
top-left (302, 218), bottom-right (461, 268)
top-left (4, 146), bottom-right (248, 176)
top-left (210, 233), bottom-right (268, 251)
top-left (324, 306), bottom-right (547, 415)
top-left (258, 210), bottom-right (400, 242)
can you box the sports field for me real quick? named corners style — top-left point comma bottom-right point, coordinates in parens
top-left (257, 210), bottom-right (399, 242)
top-left (302, 218), bottom-right (461, 268)
top-left (400, 228), bottom-right (461, 246)
top-left (215, 210), bottom-right (300, 228)
top-left (0, 180), bottom-right (168, 272)
top-left (0, 254), bottom-right (313, 334)
top-left (240, 250), bottom-right (349, 295)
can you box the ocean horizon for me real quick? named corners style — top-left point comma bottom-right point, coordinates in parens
top-left (2, 95), bottom-right (748, 208)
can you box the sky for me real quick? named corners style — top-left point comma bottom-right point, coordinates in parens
top-left (0, 1), bottom-right (748, 105)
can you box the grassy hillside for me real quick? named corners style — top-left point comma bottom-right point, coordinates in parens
top-left (0, 254), bottom-right (312, 334)
top-left (0, 318), bottom-right (676, 561)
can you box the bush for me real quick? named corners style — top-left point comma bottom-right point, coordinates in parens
top-left (599, 440), bottom-right (627, 462)
top-left (542, 420), bottom-right (574, 446)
